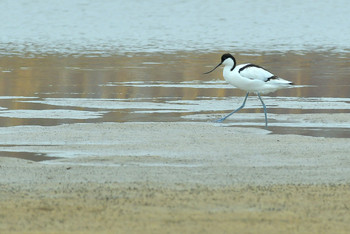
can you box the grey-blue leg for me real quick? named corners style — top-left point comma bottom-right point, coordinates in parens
top-left (215, 92), bottom-right (249, 123)
top-left (257, 93), bottom-right (268, 128)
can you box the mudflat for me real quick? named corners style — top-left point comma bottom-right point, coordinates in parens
top-left (1, 122), bottom-right (350, 233)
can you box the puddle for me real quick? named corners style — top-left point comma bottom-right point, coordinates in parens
top-left (0, 151), bottom-right (58, 162)
top-left (270, 127), bottom-right (350, 138)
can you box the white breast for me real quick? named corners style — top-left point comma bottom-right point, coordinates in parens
top-left (223, 63), bottom-right (292, 94)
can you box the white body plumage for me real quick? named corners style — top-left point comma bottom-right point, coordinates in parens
top-left (221, 56), bottom-right (293, 94)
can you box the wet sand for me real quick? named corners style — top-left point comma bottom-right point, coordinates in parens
top-left (1, 122), bottom-right (350, 233)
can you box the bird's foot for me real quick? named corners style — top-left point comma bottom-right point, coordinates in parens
top-left (214, 117), bottom-right (226, 123)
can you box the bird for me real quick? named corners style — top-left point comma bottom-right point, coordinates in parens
top-left (204, 53), bottom-right (293, 128)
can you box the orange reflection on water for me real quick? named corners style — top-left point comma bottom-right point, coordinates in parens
top-left (0, 51), bottom-right (349, 127)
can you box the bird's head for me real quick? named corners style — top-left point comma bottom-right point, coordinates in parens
top-left (203, 53), bottom-right (236, 74)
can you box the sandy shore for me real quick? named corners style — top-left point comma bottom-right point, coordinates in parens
top-left (1, 122), bottom-right (350, 233)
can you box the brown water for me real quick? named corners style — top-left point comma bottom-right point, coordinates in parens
top-left (0, 51), bottom-right (349, 139)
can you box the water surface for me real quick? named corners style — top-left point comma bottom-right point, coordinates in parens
top-left (1, 0), bottom-right (350, 54)
top-left (0, 52), bottom-right (349, 138)
top-left (0, 0), bottom-right (349, 162)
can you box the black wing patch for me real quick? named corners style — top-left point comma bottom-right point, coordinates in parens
top-left (265, 76), bottom-right (278, 82)
top-left (238, 64), bottom-right (275, 81)
top-left (238, 64), bottom-right (264, 73)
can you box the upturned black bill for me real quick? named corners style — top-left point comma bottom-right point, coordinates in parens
top-left (203, 62), bottom-right (222, 74)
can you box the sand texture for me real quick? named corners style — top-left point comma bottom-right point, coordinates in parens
top-left (1, 122), bottom-right (350, 233)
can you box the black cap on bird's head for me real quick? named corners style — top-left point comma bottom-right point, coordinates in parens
top-left (203, 53), bottom-right (235, 74)
top-left (221, 53), bottom-right (234, 62)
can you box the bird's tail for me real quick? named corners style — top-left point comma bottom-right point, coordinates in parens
top-left (271, 77), bottom-right (293, 85)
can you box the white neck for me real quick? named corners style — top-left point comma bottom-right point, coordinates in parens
top-left (222, 58), bottom-right (235, 70)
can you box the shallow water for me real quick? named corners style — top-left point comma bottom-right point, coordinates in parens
top-left (0, 51), bottom-right (349, 139)
top-left (1, 0), bottom-right (350, 54)
top-left (0, 1), bottom-right (350, 162)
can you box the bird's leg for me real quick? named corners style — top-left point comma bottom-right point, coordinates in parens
top-left (257, 93), bottom-right (268, 129)
top-left (215, 92), bottom-right (249, 123)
